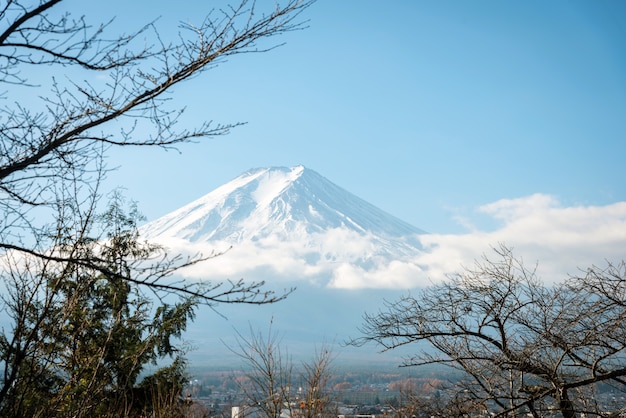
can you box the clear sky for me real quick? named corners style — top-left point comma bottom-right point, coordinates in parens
top-left (70, 0), bottom-right (626, 279)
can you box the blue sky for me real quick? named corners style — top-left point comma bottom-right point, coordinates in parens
top-left (67, 0), bottom-right (626, 281)
top-left (39, 0), bottom-right (626, 364)
top-left (94, 0), bottom-right (626, 235)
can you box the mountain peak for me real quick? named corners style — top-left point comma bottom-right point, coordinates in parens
top-left (142, 165), bottom-right (423, 243)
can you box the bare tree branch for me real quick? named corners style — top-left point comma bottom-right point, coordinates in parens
top-left (0, 1), bottom-right (315, 415)
top-left (353, 245), bottom-right (626, 417)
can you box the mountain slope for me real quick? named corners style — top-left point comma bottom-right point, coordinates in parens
top-left (141, 165), bottom-right (427, 289)
top-left (142, 165), bottom-right (424, 241)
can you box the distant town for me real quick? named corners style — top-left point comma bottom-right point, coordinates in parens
top-left (180, 365), bottom-right (626, 418)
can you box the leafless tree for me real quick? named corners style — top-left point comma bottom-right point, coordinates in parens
top-left (0, 0), bottom-right (311, 302)
top-left (353, 245), bottom-right (626, 417)
top-left (299, 345), bottom-right (335, 418)
top-left (231, 323), bottom-right (335, 418)
top-left (232, 324), bottom-right (295, 418)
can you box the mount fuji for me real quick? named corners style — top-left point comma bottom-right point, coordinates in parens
top-left (141, 165), bottom-right (427, 289)
top-left (141, 165), bottom-right (428, 365)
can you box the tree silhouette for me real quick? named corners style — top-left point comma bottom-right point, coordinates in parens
top-left (355, 245), bottom-right (626, 417)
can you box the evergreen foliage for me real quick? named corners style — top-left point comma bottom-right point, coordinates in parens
top-left (1, 194), bottom-right (197, 417)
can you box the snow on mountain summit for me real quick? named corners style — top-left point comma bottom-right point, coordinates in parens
top-left (141, 165), bottom-right (427, 289)
top-left (142, 165), bottom-right (424, 243)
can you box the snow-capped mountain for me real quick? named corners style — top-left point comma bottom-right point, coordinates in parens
top-left (141, 165), bottom-right (428, 365)
top-left (142, 165), bottom-right (424, 241)
top-left (141, 165), bottom-right (427, 289)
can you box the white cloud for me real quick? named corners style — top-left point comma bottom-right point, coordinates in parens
top-left (150, 195), bottom-right (626, 289)
top-left (416, 195), bottom-right (626, 283)
top-left (327, 260), bottom-right (427, 289)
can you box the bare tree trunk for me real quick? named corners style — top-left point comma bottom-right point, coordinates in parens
top-left (557, 388), bottom-right (576, 418)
